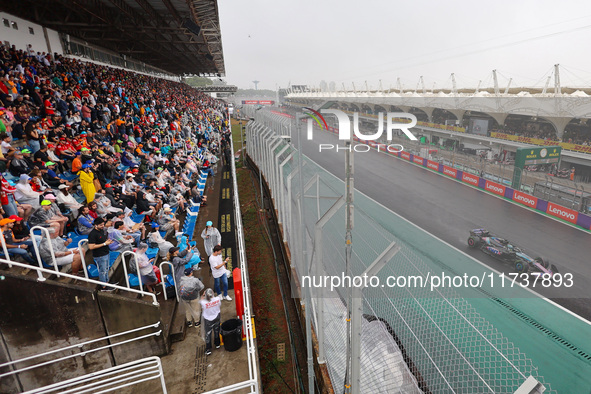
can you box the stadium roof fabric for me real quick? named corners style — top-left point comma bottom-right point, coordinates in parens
top-left (3, 0), bottom-right (225, 76)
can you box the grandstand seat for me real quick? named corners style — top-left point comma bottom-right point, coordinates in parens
top-left (4, 174), bottom-right (17, 183)
top-left (130, 212), bottom-right (146, 223)
top-left (146, 247), bottom-right (159, 259)
top-left (109, 251), bottom-right (120, 266)
top-left (128, 273), bottom-right (140, 287)
top-left (68, 232), bottom-right (88, 245)
top-left (58, 172), bottom-right (77, 181)
top-left (73, 192), bottom-right (86, 204)
top-left (87, 264), bottom-right (99, 278)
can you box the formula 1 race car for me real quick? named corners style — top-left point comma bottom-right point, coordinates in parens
top-left (467, 229), bottom-right (559, 275)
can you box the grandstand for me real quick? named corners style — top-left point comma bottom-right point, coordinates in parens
top-left (0, 4), bottom-right (261, 394)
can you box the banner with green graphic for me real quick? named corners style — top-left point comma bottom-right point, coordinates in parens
top-left (512, 146), bottom-right (561, 189)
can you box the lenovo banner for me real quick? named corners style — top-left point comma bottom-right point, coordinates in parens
top-left (426, 160), bottom-right (440, 171)
top-left (546, 202), bottom-right (579, 224)
top-left (462, 172), bottom-right (480, 186)
top-left (484, 180), bottom-right (506, 196)
top-left (512, 190), bottom-right (538, 209)
top-left (442, 166), bottom-right (457, 178)
top-left (413, 156), bottom-right (425, 166)
top-left (401, 151), bottom-right (411, 161)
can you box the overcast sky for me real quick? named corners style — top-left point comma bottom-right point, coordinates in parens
top-left (217, 0), bottom-right (591, 91)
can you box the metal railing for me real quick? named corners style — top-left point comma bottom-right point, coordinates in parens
top-left (30, 226), bottom-right (60, 281)
top-left (159, 261), bottom-right (179, 302)
top-left (78, 239), bottom-right (90, 280)
top-left (121, 250), bottom-right (144, 294)
top-left (0, 256), bottom-right (158, 305)
top-left (0, 227), bottom-right (159, 304)
top-left (0, 322), bottom-right (162, 379)
top-left (21, 356), bottom-right (167, 394)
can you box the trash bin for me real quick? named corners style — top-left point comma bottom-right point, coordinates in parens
top-left (221, 319), bottom-right (243, 352)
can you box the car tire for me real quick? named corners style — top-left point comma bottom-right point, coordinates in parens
top-left (534, 257), bottom-right (549, 269)
top-left (515, 260), bottom-right (529, 274)
top-left (467, 236), bottom-right (479, 248)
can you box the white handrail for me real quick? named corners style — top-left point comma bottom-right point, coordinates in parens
top-left (158, 261), bottom-right (178, 302)
top-left (30, 226), bottom-right (60, 278)
top-left (202, 379), bottom-right (257, 394)
top-left (2, 329), bottom-right (162, 378)
top-left (0, 258), bottom-right (157, 305)
top-left (121, 250), bottom-right (143, 294)
top-left (229, 112), bottom-right (260, 393)
top-left (21, 356), bottom-right (167, 394)
top-left (0, 222), bottom-right (12, 268)
top-left (78, 239), bottom-right (90, 280)
top-left (0, 322), bottom-right (160, 375)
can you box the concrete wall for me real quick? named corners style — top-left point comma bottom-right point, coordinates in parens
top-left (0, 12), bottom-right (63, 55)
top-left (0, 273), bottom-right (166, 393)
top-left (98, 293), bottom-right (169, 364)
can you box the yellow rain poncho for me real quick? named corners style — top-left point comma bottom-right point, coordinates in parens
top-left (78, 169), bottom-right (97, 203)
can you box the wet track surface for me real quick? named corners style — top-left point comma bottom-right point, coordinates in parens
top-left (295, 128), bottom-right (591, 320)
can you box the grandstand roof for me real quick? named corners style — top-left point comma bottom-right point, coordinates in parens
top-left (287, 91), bottom-right (591, 120)
top-left (2, 0), bottom-right (225, 76)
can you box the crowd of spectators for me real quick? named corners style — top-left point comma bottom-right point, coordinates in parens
top-left (490, 119), bottom-right (558, 141)
top-left (415, 109), bottom-right (591, 146)
top-left (0, 44), bottom-right (232, 295)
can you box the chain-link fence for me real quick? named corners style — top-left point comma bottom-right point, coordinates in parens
top-left (244, 108), bottom-right (555, 393)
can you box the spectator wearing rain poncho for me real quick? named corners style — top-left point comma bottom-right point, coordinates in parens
top-left (136, 242), bottom-right (158, 293)
top-left (78, 164), bottom-right (96, 203)
top-left (14, 174), bottom-right (42, 209)
top-left (200, 221), bottom-right (221, 257)
top-left (94, 192), bottom-right (123, 216)
top-left (179, 267), bottom-right (204, 328)
top-left (147, 223), bottom-right (173, 257)
top-left (158, 206), bottom-right (181, 235)
top-left (167, 245), bottom-right (195, 291)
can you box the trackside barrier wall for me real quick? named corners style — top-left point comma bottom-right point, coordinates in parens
top-left (243, 108), bottom-right (583, 393)
top-left (386, 143), bottom-right (591, 229)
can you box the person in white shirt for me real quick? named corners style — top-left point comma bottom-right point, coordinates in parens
top-left (1, 134), bottom-right (12, 155)
top-left (200, 288), bottom-right (221, 355)
top-left (208, 245), bottom-right (231, 301)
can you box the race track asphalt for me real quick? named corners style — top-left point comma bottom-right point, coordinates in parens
top-left (294, 126), bottom-right (591, 320)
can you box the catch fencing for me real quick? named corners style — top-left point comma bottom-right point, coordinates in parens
top-left (244, 107), bottom-right (554, 394)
